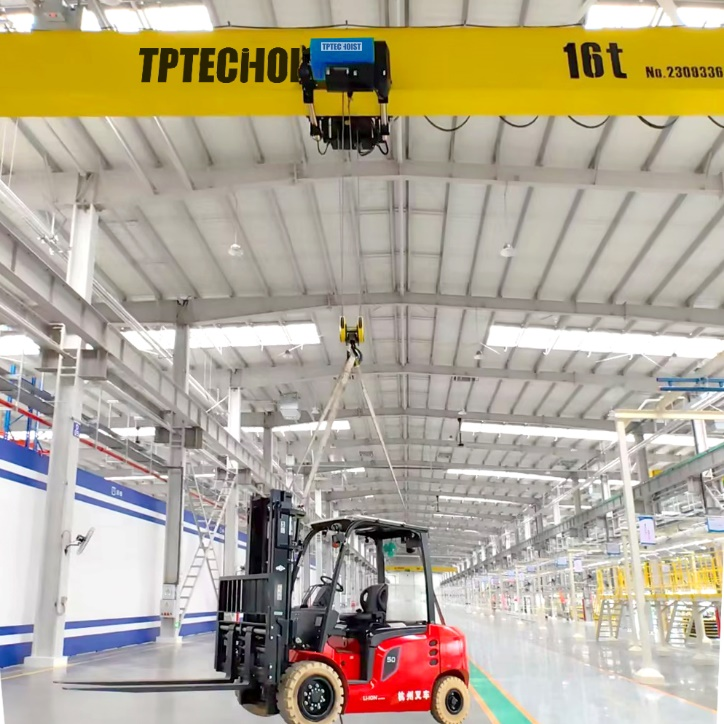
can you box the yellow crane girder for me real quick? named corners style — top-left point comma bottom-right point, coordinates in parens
top-left (1, 27), bottom-right (724, 116)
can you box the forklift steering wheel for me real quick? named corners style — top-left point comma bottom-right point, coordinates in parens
top-left (320, 575), bottom-right (344, 593)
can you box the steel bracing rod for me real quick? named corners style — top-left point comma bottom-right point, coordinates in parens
top-left (112, 292), bottom-right (724, 329)
top-left (10, 156), bottom-right (724, 211)
top-left (300, 354), bottom-right (357, 501)
top-left (357, 371), bottom-right (406, 509)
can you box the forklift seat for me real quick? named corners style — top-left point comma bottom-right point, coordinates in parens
top-left (341, 584), bottom-right (388, 629)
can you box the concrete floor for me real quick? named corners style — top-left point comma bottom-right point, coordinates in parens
top-left (458, 607), bottom-right (717, 723)
top-left (1, 610), bottom-right (718, 723)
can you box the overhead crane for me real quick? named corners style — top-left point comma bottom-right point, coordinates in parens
top-left (1, 27), bottom-right (724, 116)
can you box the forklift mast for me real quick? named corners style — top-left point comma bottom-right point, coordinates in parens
top-left (215, 490), bottom-right (304, 713)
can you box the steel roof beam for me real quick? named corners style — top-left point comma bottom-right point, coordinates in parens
top-left (107, 407), bottom-right (616, 432)
top-left (306, 437), bottom-right (674, 460)
top-left (312, 460), bottom-right (574, 474)
top-left (315, 476), bottom-right (554, 496)
top-left (227, 362), bottom-right (658, 393)
top-left (256, 407), bottom-right (615, 430)
top-left (328, 488), bottom-right (534, 504)
top-left (106, 292), bottom-right (724, 329)
top-left (8, 160), bottom-right (724, 211)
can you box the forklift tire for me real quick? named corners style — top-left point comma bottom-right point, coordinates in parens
top-left (431, 676), bottom-right (471, 724)
top-left (242, 703), bottom-right (273, 717)
top-left (278, 661), bottom-right (344, 724)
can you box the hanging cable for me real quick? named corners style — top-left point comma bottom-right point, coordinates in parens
top-left (423, 115), bottom-right (471, 133)
top-left (708, 116), bottom-right (724, 129)
top-left (338, 94), bottom-right (346, 319)
top-left (637, 115), bottom-right (678, 129)
top-left (315, 139), bottom-right (330, 155)
top-left (567, 116), bottom-right (610, 129)
top-left (350, 96), bottom-right (364, 322)
top-left (499, 116), bottom-right (539, 128)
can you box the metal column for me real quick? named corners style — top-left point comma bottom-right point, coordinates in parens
top-left (263, 413), bottom-right (275, 474)
top-left (692, 419), bottom-right (713, 512)
top-left (615, 419), bottom-right (664, 683)
top-left (224, 387), bottom-right (241, 576)
top-left (634, 431), bottom-right (654, 515)
top-left (26, 201), bottom-right (98, 668)
top-left (159, 324), bottom-right (190, 642)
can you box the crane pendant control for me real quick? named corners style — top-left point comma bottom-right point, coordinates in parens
top-left (299, 38), bottom-right (391, 154)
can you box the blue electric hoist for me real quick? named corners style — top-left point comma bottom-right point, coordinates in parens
top-left (298, 37), bottom-right (391, 154)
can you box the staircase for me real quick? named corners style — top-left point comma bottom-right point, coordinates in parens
top-left (666, 601), bottom-right (694, 647)
top-left (688, 604), bottom-right (720, 640)
top-left (177, 470), bottom-right (237, 625)
top-left (596, 599), bottom-right (624, 640)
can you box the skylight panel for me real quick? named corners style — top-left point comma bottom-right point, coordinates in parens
top-left (440, 495), bottom-right (524, 505)
top-left (486, 324), bottom-right (724, 360)
top-left (79, 4), bottom-right (212, 33)
top-left (241, 420), bottom-right (350, 434)
top-left (659, 6), bottom-right (724, 26)
top-left (459, 421), bottom-right (721, 448)
top-left (0, 335), bottom-right (39, 356)
top-left (586, 3), bottom-right (724, 29)
top-left (112, 427), bottom-right (156, 437)
top-left (585, 3), bottom-right (657, 28)
top-left (145, 4), bottom-right (213, 31)
top-left (102, 8), bottom-right (144, 32)
top-left (446, 468), bottom-right (568, 483)
top-left (122, 323), bottom-right (321, 352)
top-left (2, 13), bottom-right (34, 32)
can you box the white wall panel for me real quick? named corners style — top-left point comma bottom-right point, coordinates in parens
top-left (0, 439), bottom-right (247, 667)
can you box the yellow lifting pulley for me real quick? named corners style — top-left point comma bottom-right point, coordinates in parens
top-left (339, 316), bottom-right (364, 364)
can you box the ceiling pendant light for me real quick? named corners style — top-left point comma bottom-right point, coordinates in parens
top-left (499, 243), bottom-right (516, 258)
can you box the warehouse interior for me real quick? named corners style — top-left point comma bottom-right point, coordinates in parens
top-left (2, 1), bottom-right (724, 723)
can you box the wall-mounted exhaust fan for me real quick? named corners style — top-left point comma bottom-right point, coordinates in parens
top-left (63, 528), bottom-right (95, 555)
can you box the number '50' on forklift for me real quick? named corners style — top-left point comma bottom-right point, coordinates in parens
top-left (63, 490), bottom-right (471, 724)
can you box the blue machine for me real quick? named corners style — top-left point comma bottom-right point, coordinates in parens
top-left (299, 37), bottom-right (391, 153)
top-left (309, 38), bottom-right (375, 82)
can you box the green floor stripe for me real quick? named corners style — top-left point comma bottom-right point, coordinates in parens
top-left (469, 661), bottom-right (533, 724)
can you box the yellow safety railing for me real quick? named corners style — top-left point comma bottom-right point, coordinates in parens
top-left (596, 549), bottom-right (722, 602)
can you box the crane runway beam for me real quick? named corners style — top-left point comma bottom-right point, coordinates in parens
top-left (1, 27), bottom-right (724, 116)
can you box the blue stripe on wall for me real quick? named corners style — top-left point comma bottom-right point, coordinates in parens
top-left (0, 623), bottom-right (33, 636)
top-left (179, 620), bottom-right (215, 637)
top-left (0, 468), bottom-right (45, 491)
top-left (0, 437), bottom-right (250, 545)
top-left (0, 434), bottom-right (255, 667)
top-left (0, 612), bottom-right (219, 667)
top-left (0, 642), bottom-right (31, 668)
top-left (63, 627), bottom-right (160, 658)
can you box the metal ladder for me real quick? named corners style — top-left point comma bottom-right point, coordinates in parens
top-left (666, 600), bottom-right (694, 646)
top-left (177, 470), bottom-right (237, 625)
top-left (595, 599), bottom-right (624, 640)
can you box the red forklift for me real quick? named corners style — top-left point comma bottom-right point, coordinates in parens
top-left (66, 490), bottom-right (470, 724)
